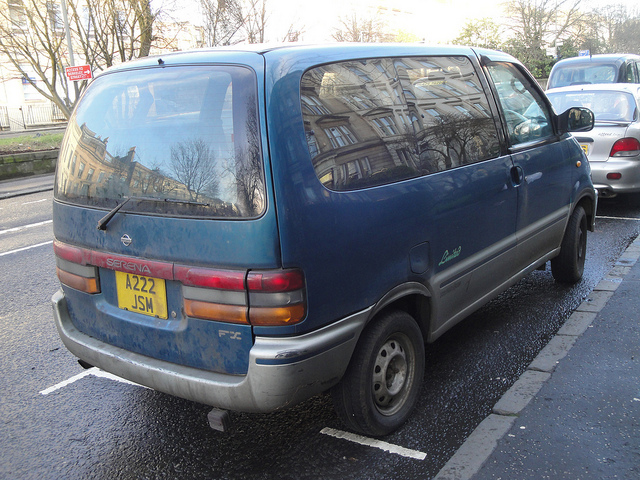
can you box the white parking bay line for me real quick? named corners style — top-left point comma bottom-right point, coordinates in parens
top-left (40, 367), bottom-right (148, 395)
top-left (597, 215), bottom-right (640, 221)
top-left (0, 220), bottom-right (53, 236)
top-left (320, 427), bottom-right (427, 460)
top-left (22, 198), bottom-right (49, 205)
top-left (40, 369), bottom-right (94, 395)
top-left (0, 240), bottom-right (53, 257)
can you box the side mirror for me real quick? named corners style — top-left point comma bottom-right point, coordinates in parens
top-left (557, 107), bottom-right (594, 134)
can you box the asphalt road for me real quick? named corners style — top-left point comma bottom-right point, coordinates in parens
top-left (1, 190), bottom-right (639, 479)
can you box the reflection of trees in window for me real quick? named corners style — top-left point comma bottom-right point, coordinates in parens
top-left (303, 57), bottom-right (497, 191)
top-left (225, 97), bottom-right (265, 217)
top-left (129, 165), bottom-right (173, 197)
top-left (417, 113), bottom-right (499, 173)
top-left (169, 138), bottom-right (220, 202)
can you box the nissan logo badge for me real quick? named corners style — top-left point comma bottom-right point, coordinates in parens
top-left (121, 234), bottom-right (132, 247)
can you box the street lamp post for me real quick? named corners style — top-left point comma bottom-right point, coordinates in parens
top-left (59, 0), bottom-right (80, 104)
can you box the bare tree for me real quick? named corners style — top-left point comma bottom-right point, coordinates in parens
top-left (332, 11), bottom-right (393, 43)
top-left (201, 0), bottom-right (304, 45)
top-left (199, 0), bottom-right (244, 46)
top-left (280, 23), bottom-right (304, 43)
top-left (170, 138), bottom-right (220, 202)
top-left (610, 16), bottom-right (640, 53)
top-left (596, 5), bottom-right (640, 53)
top-left (452, 18), bottom-right (503, 49)
top-left (68, 0), bottom-right (158, 72)
top-left (243, 0), bottom-right (268, 44)
top-left (224, 97), bottom-right (264, 216)
top-left (503, 0), bottom-right (584, 76)
top-left (0, 0), bottom-right (161, 118)
top-left (0, 0), bottom-right (71, 114)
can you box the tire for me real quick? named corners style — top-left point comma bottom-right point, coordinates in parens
top-left (331, 310), bottom-right (425, 437)
top-left (551, 205), bottom-right (587, 284)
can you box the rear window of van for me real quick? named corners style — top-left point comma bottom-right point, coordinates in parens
top-left (55, 66), bottom-right (265, 219)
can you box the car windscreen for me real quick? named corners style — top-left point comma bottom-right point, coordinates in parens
top-left (548, 63), bottom-right (617, 89)
top-left (547, 90), bottom-right (636, 123)
top-left (55, 65), bottom-right (265, 219)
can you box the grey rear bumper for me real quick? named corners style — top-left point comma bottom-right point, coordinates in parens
top-left (52, 289), bottom-right (369, 412)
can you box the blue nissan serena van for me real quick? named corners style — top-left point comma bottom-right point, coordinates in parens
top-left (52, 44), bottom-right (596, 436)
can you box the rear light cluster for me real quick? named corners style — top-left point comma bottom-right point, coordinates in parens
top-left (610, 138), bottom-right (640, 157)
top-left (55, 243), bottom-right (101, 294)
top-left (54, 241), bottom-right (306, 327)
top-left (56, 256), bottom-right (100, 294)
top-left (177, 267), bottom-right (306, 326)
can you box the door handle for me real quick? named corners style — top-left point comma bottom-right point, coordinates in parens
top-left (510, 166), bottom-right (524, 186)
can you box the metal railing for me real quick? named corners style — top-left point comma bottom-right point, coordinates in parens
top-left (0, 103), bottom-right (67, 131)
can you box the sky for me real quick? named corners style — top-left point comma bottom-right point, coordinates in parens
top-left (168, 0), bottom-right (640, 45)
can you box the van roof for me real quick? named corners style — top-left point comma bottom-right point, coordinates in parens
top-left (98, 43), bottom-right (519, 76)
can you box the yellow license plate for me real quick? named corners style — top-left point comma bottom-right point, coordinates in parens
top-left (580, 144), bottom-right (589, 155)
top-left (115, 271), bottom-right (168, 319)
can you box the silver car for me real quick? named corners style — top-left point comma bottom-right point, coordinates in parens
top-left (546, 84), bottom-right (640, 198)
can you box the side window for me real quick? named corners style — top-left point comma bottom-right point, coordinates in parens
top-left (625, 62), bottom-right (636, 83)
top-left (395, 56), bottom-right (500, 175)
top-left (301, 59), bottom-right (418, 191)
top-left (301, 56), bottom-right (500, 191)
top-left (487, 63), bottom-right (554, 146)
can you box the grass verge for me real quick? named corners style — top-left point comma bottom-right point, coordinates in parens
top-left (0, 132), bottom-right (64, 154)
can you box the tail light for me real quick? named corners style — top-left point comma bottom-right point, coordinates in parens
top-left (54, 241), bottom-right (306, 327)
top-left (610, 138), bottom-right (640, 157)
top-left (176, 267), bottom-right (249, 325)
top-left (177, 266), bottom-right (306, 326)
top-left (247, 270), bottom-right (306, 326)
top-left (54, 242), bottom-right (100, 294)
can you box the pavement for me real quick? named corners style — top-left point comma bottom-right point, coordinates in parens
top-left (0, 173), bottom-right (54, 199)
top-left (436, 238), bottom-right (640, 479)
top-left (2, 174), bottom-right (639, 478)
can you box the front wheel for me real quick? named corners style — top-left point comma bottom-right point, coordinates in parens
top-left (551, 205), bottom-right (587, 283)
top-left (331, 310), bottom-right (425, 437)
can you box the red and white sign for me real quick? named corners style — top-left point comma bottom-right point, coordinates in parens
top-left (65, 65), bottom-right (92, 82)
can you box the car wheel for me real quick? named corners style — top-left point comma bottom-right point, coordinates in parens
top-left (551, 205), bottom-right (587, 283)
top-left (331, 310), bottom-right (425, 437)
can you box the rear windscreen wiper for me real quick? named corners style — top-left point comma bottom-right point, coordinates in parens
top-left (97, 196), bottom-right (210, 231)
top-left (97, 197), bottom-right (133, 231)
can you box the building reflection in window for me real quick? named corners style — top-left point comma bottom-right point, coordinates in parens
top-left (301, 56), bottom-right (501, 191)
top-left (55, 66), bottom-right (265, 219)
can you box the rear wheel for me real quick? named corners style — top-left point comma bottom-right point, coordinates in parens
top-left (331, 310), bottom-right (425, 437)
top-left (551, 205), bottom-right (587, 283)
